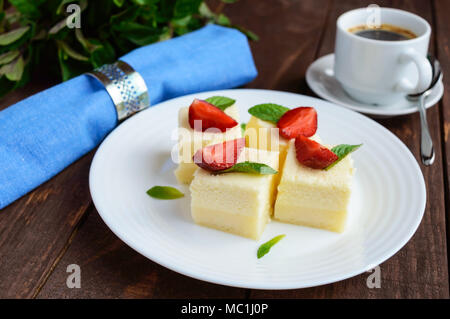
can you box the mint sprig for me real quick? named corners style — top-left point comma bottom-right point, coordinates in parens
top-left (248, 103), bottom-right (289, 124)
top-left (257, 234), bottom-right (286, 259)
top-left (146, 186), bottom-right (184, 200)
top-left (205, 96), bottom-right (236, 111)
top-left (325, 144), bottom-right (362, 170)
top-left (217, 161), bottom-right (278, 175)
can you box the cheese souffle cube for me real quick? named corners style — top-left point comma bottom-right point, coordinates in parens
top-left (174, 99), bottom-right (241, 184)
top-left (190, 147), bottom-right (279, 240)
top-left (244, 106), bottom-right (318, 181)
top-left (274, 139), bottom-right (355, 233)
top-left (245, 115), bottom-right (289, 171)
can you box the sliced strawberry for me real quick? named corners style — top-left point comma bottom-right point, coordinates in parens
top-left (193, 138), bottom-right (245, 172)
top-left (295, 135), bottom-right (338, 169)
top-left (188, 99), bottom-right (238, 132)
top-left (277, 107), bottom-right (317, 139)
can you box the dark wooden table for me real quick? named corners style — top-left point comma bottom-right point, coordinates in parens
top-left (0, 0), bottom-right (449, 299)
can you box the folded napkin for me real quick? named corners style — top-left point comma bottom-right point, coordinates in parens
top-left (0, 24), bottom-right (257, 209)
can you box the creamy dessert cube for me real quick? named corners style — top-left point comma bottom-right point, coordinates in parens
top-left (190, 148), bottom-right (279, 240)
top-left (174, 104), bottom-right (241, 184)
top-left (274, 140), bottom-right (354, 233)
top-left (244, 115), bottom-right (289, 169)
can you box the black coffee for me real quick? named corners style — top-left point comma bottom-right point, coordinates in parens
top-left (348, 24), bottom-right (416, 41)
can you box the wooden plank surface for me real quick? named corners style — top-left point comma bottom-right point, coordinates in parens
top-left (0, 0), bottom-right (448, 299)
top-left (434, 0), bottom-right (450, 289)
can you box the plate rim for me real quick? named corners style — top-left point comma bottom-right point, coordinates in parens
top-left (306, 53), bottom-right (443, 117)
top-left (89, 88), bottom-right (427, 290)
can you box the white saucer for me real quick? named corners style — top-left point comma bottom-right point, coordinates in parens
top-left (306, 54), bottom-right (444, 117)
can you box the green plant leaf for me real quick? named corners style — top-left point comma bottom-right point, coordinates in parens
top-left (56, 0), bottom-right (78, 14)
top-left (325, 144), bottom-right (362, 170)
top-left (110, 6), bottom-right (141, 25)
top-left (57, 46), bottom-right (89, 81)
top-left (240, 28), bottom-right (259, 41)
top-left (205, 96), bottom-right (235, 110)
top-left (57, 40), bottom-right (89, 61)
top-left (113, 0), bottom-right (126, 7)
top-left (0, 26), bottom-right (30, 45)
top-left (218, 161), bottom-right (278, 175)
top-left (171, 15), bottom-right (191, 27)
top-left (0, 50), bottom-right (20, 65)
top-left (1, 0), bottom-right (253, 93)
top-left (0, 56), bottom-right (24, 81)
top-left (48, 18), bottom-right (68, 35)
top-left (113, 22), bottom-right (161, 46)
top-left (198, 2), bottom-right (215, 19)
top-left (234, 25), bottom-right (259, 41)
top-left (31, 29), bottom-right (46, 41)
top-left (146, 186), bottom-right (185, 200)
top-left (174, 0), bottom-right (203, 19)
top-left (75, 29), bottom-right (102, 53)
top-left (4, 11), bottom-right (20, 25)
top-left (216, 14), bottom-right (231, 26)
top-left (133, 0), bottom-right (159, 5)
top-left (248, 103), bottom-right (289, 124)
top-left (8, 0), bottom-right (43, 19)
top-left (90, 40), bottom-right (116, 68)
top-left (257, 235), bottom-right (286, 259)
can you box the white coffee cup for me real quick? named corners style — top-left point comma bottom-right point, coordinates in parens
top-left (334, 7), bottom-right (432, 105)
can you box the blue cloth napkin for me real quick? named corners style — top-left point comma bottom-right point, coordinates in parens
top-left (0, 24), bottom-right (257, 209)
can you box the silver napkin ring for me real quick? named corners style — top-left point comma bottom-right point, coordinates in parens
top-left (87, 60), bottom-right (150, 121)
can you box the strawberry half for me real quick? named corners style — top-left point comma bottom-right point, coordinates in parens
top-left (188, 99), bottom-right (238, 132)
top-left (277, 107), bottom-right (317, 139)
top-left (193, 138), bottom-right (245, 172)
top-left (295, 135), bottom-right (338, 169)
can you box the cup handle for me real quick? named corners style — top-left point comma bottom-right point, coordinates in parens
top-left (395, 50), bottom-right (432, 94)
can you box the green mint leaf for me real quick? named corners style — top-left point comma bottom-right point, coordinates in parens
top-left (326, 144), bottom-right (362, 170)
top-left (241, 123), bottom-right (246, 135)
top-left (146, 186), bottom-right (184, 200)
top-left (0, 26), bottom-right (30, 45)
top-left (218, 161), bottom-right (278, 175)
top-left (205, 96), bottom-right (236, 111)
top-left (257, 234), bottom-right (286, 259)
top-left (248, 103), bottom-right (289, 124)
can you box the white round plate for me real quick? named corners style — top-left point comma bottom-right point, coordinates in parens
top-left (90, 89), bottom-right (426, 289)
top-left (306, 54), bottom-right (444, 118)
